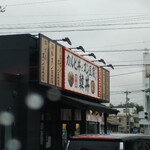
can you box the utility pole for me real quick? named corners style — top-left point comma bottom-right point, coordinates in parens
top-left (124, 91), bottom-right (131, 133)
top-left (145, 64), bottom-right (150, 134)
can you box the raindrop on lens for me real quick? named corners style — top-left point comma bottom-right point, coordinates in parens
top-left (26, 93), bottom-right (44, 110)
top-left (6, 139), bottom-right (21, 150)
top-left (0, 111), bottom-right (14, 126)
top-left (47, 88), bottom-right (61, 102)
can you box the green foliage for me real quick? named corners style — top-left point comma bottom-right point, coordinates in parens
top-left (135, 104), bottom-right (143, 113)
top-left (115, 102), bottom-right (144, 113)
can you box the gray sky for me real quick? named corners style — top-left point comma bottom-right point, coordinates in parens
top-left (1, 0), bottom-right (150, 106)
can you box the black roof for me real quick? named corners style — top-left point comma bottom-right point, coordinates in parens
top-left (61, 95), bottom-right (119, 115)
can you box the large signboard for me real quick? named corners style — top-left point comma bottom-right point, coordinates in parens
top-left (39, 34), bottom-right (63, 88)
top-left (64, 48), bottom-right (99, 98)
top-left (39, 34), bottom-right (110, 102)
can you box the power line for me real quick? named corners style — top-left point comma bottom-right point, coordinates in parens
top-left (90, 40), bottom-right (150, 49)
top-left (111, 64), bottom-right (150, 67)
top-left (111, 89), bottom-right (145, 94)
top-left (0, 14), bottom-right (150, 34)
top-left (45, 26), bottom-right (150, 32)
top-left (86, 49), bottom-right (150, 53)
top-left (1, 13), bottom-right (150, 19)
top-left (111, 83), bottom-right (143, 88)
top-left (7, 0), bottom-right (67, 6)
top-left (110, 70), bottom-right (145, 77)
top-left (0, 14), bottom-right (150, 28)
top-left (1, 21), bottom-right (150, 30)
top-left (1, 25), bottom-right (150, 35)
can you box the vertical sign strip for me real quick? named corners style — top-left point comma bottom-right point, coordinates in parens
top-left (105, 70), bottom-right (110, 102)
top-left (62, 47), bottom-right (65, 89)
top-left (48, 41), bottom-right (56, 85)
top-left (98, 67), bottom-right (103, 99)
top-left (40, 36), bottom-right (48, 84)
top-left (102, 69), bottom-right (106, 100)
top-left (56, 45), bottom-right (63, 87)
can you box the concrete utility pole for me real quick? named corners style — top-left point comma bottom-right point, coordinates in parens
top-left (145, 64), bottom-right (150, 134)
top-left (124, 91), bottom-right (131, 133)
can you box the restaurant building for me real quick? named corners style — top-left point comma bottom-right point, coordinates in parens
top-left (0, 34), bottom-right (118, 150)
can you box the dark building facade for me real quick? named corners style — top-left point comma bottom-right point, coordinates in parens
top-left (0, 34), bottom-right (118, 150)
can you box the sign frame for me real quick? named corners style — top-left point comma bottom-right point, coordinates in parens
top-left (63, 47), bottom-right (100, 99)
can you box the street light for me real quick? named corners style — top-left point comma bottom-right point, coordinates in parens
top-left (70, 46), bottom-right (85, 53)
top-left (102, 64), bottom-right (114, 69)
top-left (0, 5), bottom-right (6, 13)
top-left (107, 64), bottom-right (114, 69)
top-left (54, 37), bottom-right (72, 45)
top-left (91, 59), bottom-right (106, 64)
top-left (81, 53), bottom-right (96, 59)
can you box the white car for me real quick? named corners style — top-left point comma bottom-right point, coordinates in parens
top-left (66, 134), bottom-right (150, 150)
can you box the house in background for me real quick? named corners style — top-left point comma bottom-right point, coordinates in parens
top-left (108, 105), bottom-right (140, 133)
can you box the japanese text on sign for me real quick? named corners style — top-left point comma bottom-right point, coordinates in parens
top-left (40, 37), bottom-right (48, 83)
top-left (64, 49), bottom-right (98, 98)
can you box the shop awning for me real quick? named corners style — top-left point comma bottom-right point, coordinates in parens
top-left (61, 95), bottom-right (119, 115)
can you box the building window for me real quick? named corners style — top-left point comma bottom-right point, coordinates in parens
top-left (61, 109), bottom-right (72, 120)
top-left (123, 108), bottom-right (130, 113)
top-left (74, 109), bottom-right (81, 121)
top-left (118, 118), bottom-right (122, 122)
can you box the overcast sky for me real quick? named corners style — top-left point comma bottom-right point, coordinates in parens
top-left (1, 0), bottom-right (150, 106)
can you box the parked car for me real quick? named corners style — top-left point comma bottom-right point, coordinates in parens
top-left (66, 133), bottom-right (150, 150)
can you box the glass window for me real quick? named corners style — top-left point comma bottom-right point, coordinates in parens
top-left (61, 109), bottom-right (72, 120)
top-left (75, 123), bottom-right (80, 135)
top-left (123, 109), bottom-right (130, 113)
top-left (62, 123), bottom-right (67, 148)
top-left (75, 109), bottom-right (81, 121)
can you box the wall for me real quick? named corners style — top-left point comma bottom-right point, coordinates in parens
top-left (0, 34), bottom-right (40, 150)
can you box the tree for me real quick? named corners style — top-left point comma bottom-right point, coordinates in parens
top-left (135, 104), bottom-right (143, 113)
top-left (115, 102), bottom-right (143, 113)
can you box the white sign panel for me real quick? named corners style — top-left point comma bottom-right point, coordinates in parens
top-left (64, 49), bottom-right (99, 98)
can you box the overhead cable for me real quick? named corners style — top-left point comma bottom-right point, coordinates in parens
top-left (7, 0), bottom-right (67, 6)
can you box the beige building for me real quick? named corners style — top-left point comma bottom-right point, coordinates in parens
top-left (108, 105), bottom-right (139, 133)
